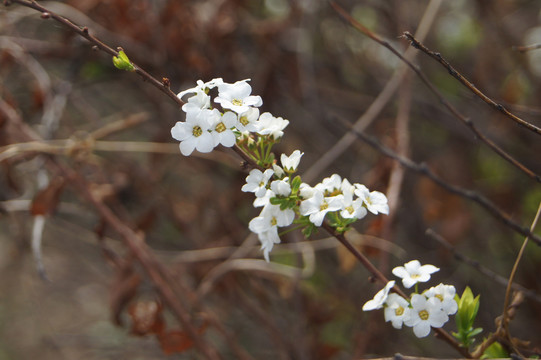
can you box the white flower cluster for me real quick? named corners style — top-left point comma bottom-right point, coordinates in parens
top-left (172, 78), bottom-right (390, 262)
top-left (242, 165), bottom-right (389, 261)
top-left (298, 174), bottom-right (389, 226)
top-left (362, 260), bottom-right (458, 338)
top-left (171, 78), bottom-right (288, 156)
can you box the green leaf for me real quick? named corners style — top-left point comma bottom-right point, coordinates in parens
top-left (291, 175), bottom-right (302, 193)
top-left (481, 341), bottom-right (508, 359)
top-left (113, 50), bottom-right (135, 72)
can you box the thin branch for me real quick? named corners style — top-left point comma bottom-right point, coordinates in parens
top-left (426, 229), bottom-right (541, 304)
top-left (402, 31), bottom-right (541, 136)
top-left (7, 0), bottom-right (183, 108)
top-left (304, 0), bottom-right (442, 182)
top-left (513, 43), bottom-right (541, 53)
top-left (337, 118), bottom-right (541, 247)
top-left (6, 0), bottom-right (261, 171)
top-left (499, 199), bottom-right (541, 355)
top-left (330, 3), bottom-right (541, 184)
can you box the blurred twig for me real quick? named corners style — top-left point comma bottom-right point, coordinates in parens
top-left (513, 43), bottom-right (541, 53)
top-left (499, 200), bottom-right (541, 356)
top-left (330, 3), bottom-right (541, 184)
top-left (426, 229), bottom-right (541, 304)
top-left (338, 118), bottom-right (541, 247)
top-left (304, 0), bottom-right (442, 182)
top-left (403, 31), bottom-right (541, 136)
top-left (5, 0), bottom-right (183, 107)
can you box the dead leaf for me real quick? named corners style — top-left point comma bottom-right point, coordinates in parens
top-left (30, 176), bottom-right (65, 216)
top-left (157, 330), bottom-right (195, 355)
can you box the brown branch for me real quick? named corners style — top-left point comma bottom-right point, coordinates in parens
top-left (402, 31), bottom-right (541, 136)
top-left (7, 0), bottom-right (184, 108)
top-left (5, 0), bottom-right (262, 170)
top-left (330, 2), bottom-right (541, 184)
top-left (336, 118), bottom-right (541, 247)
top-left (513, 43), bottom-right (541, 53)
top-left (426, 229), bottom-right (541, 304)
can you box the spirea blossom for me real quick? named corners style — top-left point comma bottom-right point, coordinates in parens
top-left (242, 169), bottom-right (275, 197)
top-left (384, 293), bottom-right (411, 329)
top-left (171, 110), bottom-right (215, 156)
top-left (172, 78), bottom-right (391, 262)
top-left (281, 150), bottom-right (303, 173)
top-left (392, 260), bottom-right (439, 289)
top-left (404, 294), bottom-right (449, 338)
top-left (299, 189), bottom-right (344, 226)
top-left (215, 79), bottom-right (262, 114)
top-left (425, 284), bottom-right (458, 315)
top-left (362, 281), bottom-right (395, 311)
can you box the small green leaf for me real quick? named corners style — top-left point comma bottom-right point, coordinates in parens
top-left (113, 50), bottom-right (135, 71)
top-left (291, 175), bottom-right (302, 193)
top-left (481, 341), bottom-right (508, 359)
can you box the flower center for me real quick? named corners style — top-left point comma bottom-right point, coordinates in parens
top-left (215, 122), bottom-right (226, 133)
top-left (239, 115), bottom-right (249, 126)
top-left (435, 294), bottom-right (444, 302)
top-left (231, 99), bottom-right (243, 106)
top-left (319, 201), bottom-right (329, 211)
top-left (345, 205), bottom-right (354, 214)
top-left (395, 306), bottom-right (404, 316)
top-left (192, 125), bottom-right (203, 137)
top-left (411, 274), bottom-right (421, 280)
top-left (418, 310), bottom-right (430, 321)
top-left (270, 216), bottom-right (277, 226)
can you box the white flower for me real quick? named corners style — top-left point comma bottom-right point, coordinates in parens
top-left (340, 188), bottom-right (367, 219)
top-left (241, 169), bottom-right (274, 197)
top-left (425, 284), bottom-right (458, 315)
top-left (404, 294), bottom-right (449, 338)
top-left (384, 293), bottom-right (412, 329)
top-left (362, 280), bottom-right (395, 311)
top-left (253, 189), bottom-right (275, 208)
top-left (256, 112), bottom-right (289, 139)
top-left (272, 163), bottom-right (285, 179)
top-left (299, 189), bottom-right (344, 226)
top-left (270, 178), bottom-right (291, 196)
top-left (211, 111), bottom-right (237, 147)
top-left (171, 110), bottom-right (215, 156)
top-left (316, 174), bottom-right (342, 194)
top-left (341, 178), bottom-right (355, 195)
top-left (236, 108), bottom-right (260, 132)
top-left (257, 228), bottom-right (281, 262)
top-left (249, 204), bottom-right (295, 262)
top-left (281, 150), bottom-right (303, 172)
top-left (392, 260), bottom-right (440, 289)
top-left (215, 79), bottom-right (262, 114)
top-left (177, 78), bottom-right (223, 99)
top-left (354, 184), bottom-right (389, 215)
top-left (299, 183), bottom-right (315, 199)
top-left (181, 91), bottom-right (211, 115)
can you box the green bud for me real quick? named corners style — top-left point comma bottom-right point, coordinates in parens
top-left (453, 286), bottom-right (482, 348)
top-left (113, 50), bottom-right (135, 72)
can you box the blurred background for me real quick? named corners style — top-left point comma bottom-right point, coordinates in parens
top-left (1, 0), bottom-right (541, 358)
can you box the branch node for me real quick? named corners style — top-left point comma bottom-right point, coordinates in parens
top-left (40, 12), bottom-right (50, 19)
top-left (82, 26), bottom-right (89, 34)
top-left (162, 77), bottom-right (171, 89)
